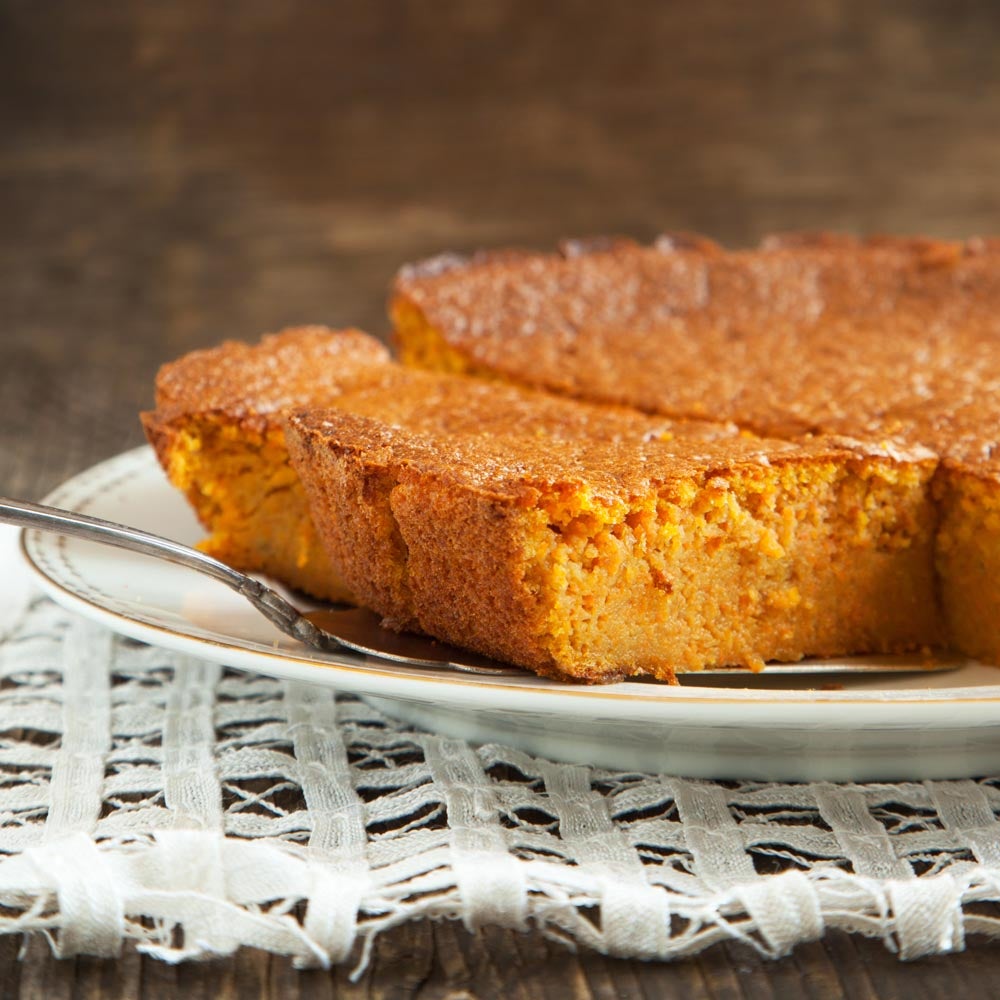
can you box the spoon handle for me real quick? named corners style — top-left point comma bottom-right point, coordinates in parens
top-left (0, 496), bottom-right (336, 651)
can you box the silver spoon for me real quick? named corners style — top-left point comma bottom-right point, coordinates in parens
top-left (1, 497), bottom-right (961, 680)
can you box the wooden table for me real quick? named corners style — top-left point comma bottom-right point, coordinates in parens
top-left (4, 2), bottom-right (1000, 995)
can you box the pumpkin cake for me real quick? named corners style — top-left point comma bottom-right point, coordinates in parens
top-left (390, 234), bottom-right (1000, 662)
top-left (143, 232), bottom-right (1000, 680)
top-left (390, 234), bottom-right (1000, 439)
top-left (142, 324), bottom-right (727, 604)
top-left (143, 322), bottom-right (942, 682)
top-left (141, 326), bottom-right (393, 601)
top-left (283, 404), bottom-right (939, 683)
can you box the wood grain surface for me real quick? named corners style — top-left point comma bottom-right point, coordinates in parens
top-left (3, 1), bottom-right (1000, 996)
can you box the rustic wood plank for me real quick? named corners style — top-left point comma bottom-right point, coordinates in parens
top-left (0, 934), bottom-right (24, 1000)
top-left (5, 926), bottom-right (1000, 999)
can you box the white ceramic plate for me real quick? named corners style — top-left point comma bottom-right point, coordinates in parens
top-left (19, 446), bottom-right (1000, 781)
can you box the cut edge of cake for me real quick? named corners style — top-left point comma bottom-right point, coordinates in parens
top-left (284, 407), bottom-right (943, 683)
top-left (141, 326), bottom-right (392, 602)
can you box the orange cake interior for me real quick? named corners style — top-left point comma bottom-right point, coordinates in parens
top-left (141, 326), bottom-right (393, 601)
top-left (283, 398), bottom-right (939, 683)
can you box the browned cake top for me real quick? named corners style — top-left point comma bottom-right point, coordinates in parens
top-left (150, 326), bottom-right (392, 430)
top-left (332, 365), bottom-right (735, 446)
top-left (392, 234), bottom-right (1000, 456)
top-left (288, 400), bottom-right (933, 506)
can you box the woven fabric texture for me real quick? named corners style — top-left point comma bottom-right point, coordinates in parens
top-left (2, 585), bottom-right (1000, 971)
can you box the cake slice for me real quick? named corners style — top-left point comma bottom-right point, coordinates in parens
top-left (284, 399), bottom-right (940, 683)
top-left (141, 327), bottom-right (392, 601)
top-left (390, 234), bottom-right (1000, 662)
top-left (391, 234), bottom-right (1000, 439)
top-left (140, 324), bottom-right (722, 604)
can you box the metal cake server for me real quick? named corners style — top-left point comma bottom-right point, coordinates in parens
top-left (0, 497), bottom-right (961, 681)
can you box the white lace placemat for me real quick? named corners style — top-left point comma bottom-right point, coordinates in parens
top-left (3, 532), bottom-right (1000, 972)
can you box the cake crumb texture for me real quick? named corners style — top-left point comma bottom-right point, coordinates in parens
top-left (285, 406), bottom-right (940, 682)
top-left (141, 326), bottom-right (392, 601)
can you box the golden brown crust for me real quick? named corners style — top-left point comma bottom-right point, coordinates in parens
top-left (391, 233), bottom-right (1000, 447)
top-left (288, 408), bottom-right (932, 503)
top-left (144, 326), bottom-right (391, 433)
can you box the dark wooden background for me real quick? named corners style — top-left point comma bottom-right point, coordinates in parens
top-left (3, 1), bottom-right (1000, 995)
